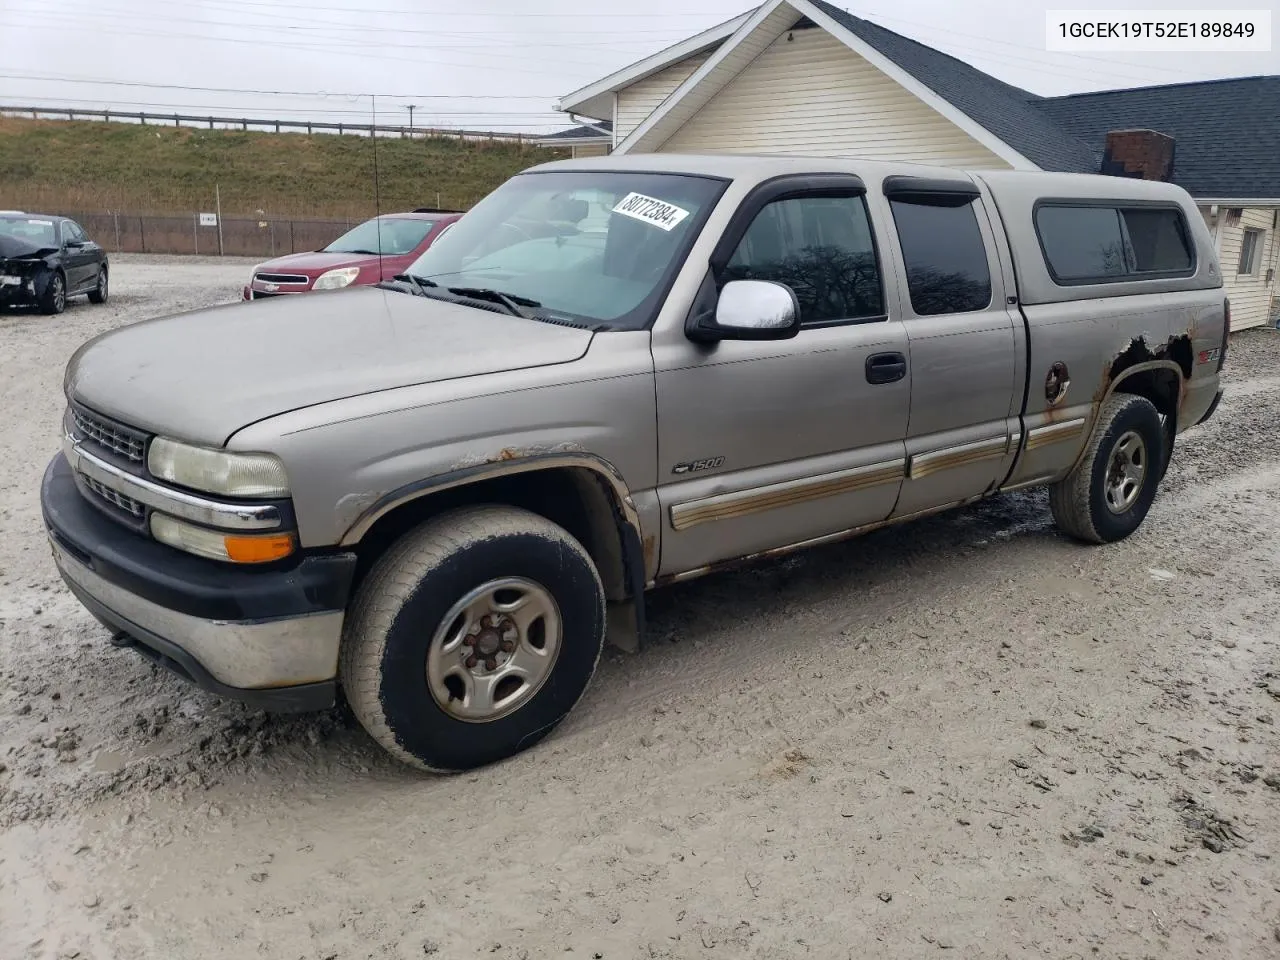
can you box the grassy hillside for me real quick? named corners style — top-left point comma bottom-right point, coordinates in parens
top-left (0, 117), bottom-right (564, 218)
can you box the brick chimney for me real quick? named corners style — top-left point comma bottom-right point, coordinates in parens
top-left (1100, 129), bottom-right (1176, 182)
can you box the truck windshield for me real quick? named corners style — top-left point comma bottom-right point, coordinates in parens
top-left (403, 170), bottom-right (726, 330)
top-left (325, 217), bottom-right (436, 256)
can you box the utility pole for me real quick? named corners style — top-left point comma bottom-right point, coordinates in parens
top-left (406, 104), bottom-right (416, 136)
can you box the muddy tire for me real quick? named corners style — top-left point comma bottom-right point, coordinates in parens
top-left (340, 505), bottom-right (606, 772)
top-left (88, 266), bottom-right (108, 304)
top-left (39, 271), bottom-right (66, 315)
top-left (1049, 393), bottom-right (1165, 544)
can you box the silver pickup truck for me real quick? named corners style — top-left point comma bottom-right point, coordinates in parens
top-left (42, 155), bottom-right (1228, 771)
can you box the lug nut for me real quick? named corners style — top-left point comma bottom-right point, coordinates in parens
top-left (484, 658), bottom-right (498, 671)
top-left (500, 639), bottom-right (515, 653)
top-left (465, 655), bottom-right (478, 669)
top-left (462, 636), bottom-right (475, 647)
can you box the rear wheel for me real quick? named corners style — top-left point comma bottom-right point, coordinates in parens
top-left (88, 267), bottom-right (108, 304)
top-left (340, 505), bottom-right (606, 772)
top-left (39, 271), bottom-right (66, 315)
top-left (1049, 393), bottom-right (1165, 544)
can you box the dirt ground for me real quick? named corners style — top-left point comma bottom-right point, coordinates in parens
top-left (2, 255), bottom-right (1278, 960)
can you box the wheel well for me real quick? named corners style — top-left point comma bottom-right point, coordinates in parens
top-left (1111, 365), bottom-right (1181, 421)
top-left (348, 467), bottom-right (632, 603)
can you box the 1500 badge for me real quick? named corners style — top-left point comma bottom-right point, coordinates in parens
top-left (672, 456), bottom-right (724, 475)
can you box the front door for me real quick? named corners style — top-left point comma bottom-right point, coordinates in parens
top-left (878, 178), bottom-right (1023, 518)
top-left (653, 177), bottom-right (911, 578)
top-left (61, 220), bottom-right (96, 292)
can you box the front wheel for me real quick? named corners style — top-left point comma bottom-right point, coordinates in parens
top-left (39, 271), bottom-right (66, 315)
top-left (340, 505), bottom-right (606, 772)
top-left (1049, 393), bottom-right (1165, 544)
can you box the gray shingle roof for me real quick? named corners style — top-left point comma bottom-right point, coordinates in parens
top-left (807, 1), bottom-right (1278, 199)
top-left (1036, 77), bottom-right (1280, 199)
top-left (538, 122), bottom-right (613, 142)
top-left (808, 0), bottom-right (1097, 173)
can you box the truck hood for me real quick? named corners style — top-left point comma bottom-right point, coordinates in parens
top-left (65, 286), bottom-right (594, 444)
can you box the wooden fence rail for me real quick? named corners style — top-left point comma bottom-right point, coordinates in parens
top-left (0, 105), bottom-right (532, 142)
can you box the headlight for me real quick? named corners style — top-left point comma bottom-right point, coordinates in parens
top-left (312, 267), bottom-right (360, 291)
top-left (147, 438), bottom-right (289, 498)
top-left (151, 514), bottom-right (295, 564)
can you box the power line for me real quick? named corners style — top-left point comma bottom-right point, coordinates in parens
top-left (7, 15), bottom-right (650, 76)
top-left (6, 95), bottom-right (561, 118)
top-left (0, 72), bottom-right (560, 99)
top-left (77, 2), bottom-right (700, 40)
top-left (161, 0), bottom-right (744, 17)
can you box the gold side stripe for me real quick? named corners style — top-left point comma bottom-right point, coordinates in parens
top-left (1025, 417), bottom-right (1087, 451)
top-left (907, 436), bottom-right (1009, 481)
top-left (669, 460), bottom-right (905, 532)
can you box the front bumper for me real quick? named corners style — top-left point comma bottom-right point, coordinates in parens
top-left (41, 453), bottom-right (357, 712)
top-left (0, 276), bottom-right (40, 307)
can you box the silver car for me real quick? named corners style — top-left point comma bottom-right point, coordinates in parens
top-left (43, 154), bottom-right (1227, 771)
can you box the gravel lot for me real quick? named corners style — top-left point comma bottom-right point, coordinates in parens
top-left (2, 255), bottom-right (1279, 960)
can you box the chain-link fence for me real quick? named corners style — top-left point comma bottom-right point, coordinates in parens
top-left (65, 212), bottom-right (363, 257)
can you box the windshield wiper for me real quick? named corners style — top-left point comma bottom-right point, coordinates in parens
top-left (392, 273), bottom-right (439, 297)
top-left (447, 286), bottom-right (541, 316)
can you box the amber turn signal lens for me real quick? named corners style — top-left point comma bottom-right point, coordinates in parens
top-left (224, 533), bottom-right (295, 564)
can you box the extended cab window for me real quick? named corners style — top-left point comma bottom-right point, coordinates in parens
top-left (722, 195), bottom-right (884, 325)
top-left (1035, 204), bottom-right (1193, 283)
top-left (889, 198), bottom-right (992, 315)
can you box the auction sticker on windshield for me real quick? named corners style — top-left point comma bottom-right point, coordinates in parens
top-left (611, 193), bottom-right (690, 231)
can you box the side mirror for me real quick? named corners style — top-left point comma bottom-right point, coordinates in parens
top-left (687, 279), bottom-right (801, 343)
top-left (65, 239), bottom-right (85, 248)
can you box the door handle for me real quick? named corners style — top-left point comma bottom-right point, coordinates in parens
top-left (865, 351), bottom-right (907, 385)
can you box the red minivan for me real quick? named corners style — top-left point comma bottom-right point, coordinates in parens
top-left (242, 209), bottom-right (462, 300)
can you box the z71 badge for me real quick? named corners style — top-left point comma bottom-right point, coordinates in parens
top-left (672, 456), bottom-right (724, 475)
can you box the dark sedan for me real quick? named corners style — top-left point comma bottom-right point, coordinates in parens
top-left (0, 213), bottom-right (109, 315)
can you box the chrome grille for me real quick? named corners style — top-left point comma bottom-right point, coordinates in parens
top-left (72, 407), bottom-right (147, 463)
top-left (254, 272), bottom-right (309, 285)
top-left (82, 474), bottom-right (146, 521)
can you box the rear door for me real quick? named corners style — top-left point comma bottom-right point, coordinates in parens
top-left (652, 174), bottom-right (912, 577)
top-left (878, 177), bottom-right (1023, 517)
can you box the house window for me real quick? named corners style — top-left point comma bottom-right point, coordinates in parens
top-left (889, 198), bottom-right (992, 315)
top-left (723, 194), bottom-right (884, 325)
top-left (1034, 203), bottom-right (1194, 284)
top-left (1239, 228), bottom-right (1264, 276)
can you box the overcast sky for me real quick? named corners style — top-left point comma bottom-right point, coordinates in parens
top-left (1, 0), bottom-right (1276, 134)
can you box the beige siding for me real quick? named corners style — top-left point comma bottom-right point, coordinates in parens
top-left (1215, 207), bottom-right (1279, 330)
top-left (570, 142), bottom-right (610, 159)
top-left (615, 53), bottom-right (710, 143)
top-left (656, 28), bottom-right (1010, 168)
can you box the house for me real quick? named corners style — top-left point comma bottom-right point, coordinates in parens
top-left (533, 121), bottom-right (613, 159)
top-left (544, 0), bottom-right (1280, 329)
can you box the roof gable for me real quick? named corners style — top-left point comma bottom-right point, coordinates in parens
top-left (805, 0), bottom-right (1096, 173)
top-left (615, 0), bottom-right (1046, 168)
top-left (555, 13), bottom-right (750, 121)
